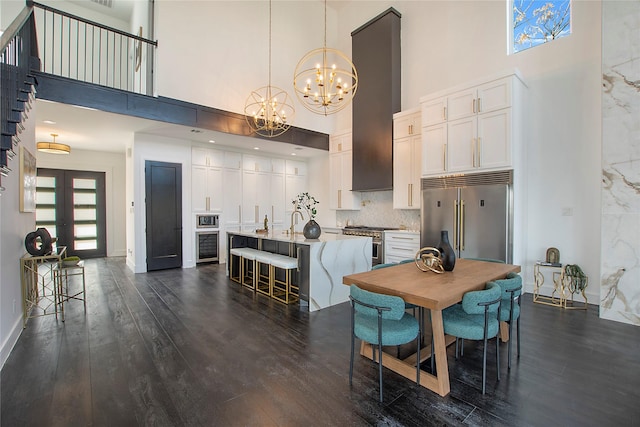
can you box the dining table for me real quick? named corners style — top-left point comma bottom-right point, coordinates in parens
top-left (342, 258), bottom-right (521, 397)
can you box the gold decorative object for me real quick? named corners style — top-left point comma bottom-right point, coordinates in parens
top-left (546, 247), bottom-right (560, 264)
top-left (244, 0), bottom-right (295, 137)
top-left (292, 0), bottom-right (358, 116)
top-left (414, 247), bottom-right (444, 274)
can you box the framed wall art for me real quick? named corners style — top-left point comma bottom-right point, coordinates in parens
top-left (20, 146), bottom-right (37, 212)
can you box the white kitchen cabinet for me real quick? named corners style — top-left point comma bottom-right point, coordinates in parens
top-left (329, 131), bottom-right (360, 210)
top-left (192, 146), bottom-right (224, 167)
top-left (329, 130), bottom-right (352, 153)
top-left (242, 169), bottom-right (271, 230)
top-left (222, 167), bottom-right (242, 226)
top-left (192, 165), bottom-right (223, 212)
top-left (270, 169), bottom-right (286, 228)
top-left (393, 109), bottom-right (422, 209)
top-left (422, 123), bottom-right (447, 176)
top-left (384, 231), bottom-right (420, 264)
top-left (285, 160), bottom-right (308, 227)
top-left (422, 96), bottom-right (448, 127)
top-left (393, 108), bottom-right (421, 140)
top-left (420, 72), bottom-right (524, 177)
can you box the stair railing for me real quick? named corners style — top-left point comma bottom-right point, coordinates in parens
top-left (1, 5), bottom-right (39, 183)
top-left (31, 1), bottom-right (157, 96)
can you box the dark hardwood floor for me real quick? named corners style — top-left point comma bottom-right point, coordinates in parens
top-left (2, 258), bottom-right (639, 426)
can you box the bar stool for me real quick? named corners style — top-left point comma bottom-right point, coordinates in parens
top-left (54, 260), bottom-right (86, 321)
top-left (269, 254), bottom-right (299, 304)
top-left (255, 251), bottom-right (275, 296)
top-left (230, 248), bottom-right (259, 290)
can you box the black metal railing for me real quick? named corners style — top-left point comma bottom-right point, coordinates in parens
top-left (0, 6), bottom-right (39, 181)
top-left (31, 1), bottom-right (157, 96)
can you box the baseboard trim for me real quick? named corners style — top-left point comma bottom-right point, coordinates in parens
top-left (0, 315), bottom-right (23, 370)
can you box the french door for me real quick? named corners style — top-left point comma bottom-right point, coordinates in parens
top-left (36, 168), bottom-right (107, 258)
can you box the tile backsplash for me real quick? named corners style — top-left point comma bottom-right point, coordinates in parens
top-left (335, 190), bottom-right (421, 230)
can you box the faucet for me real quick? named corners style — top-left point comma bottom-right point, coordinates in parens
top-left (290, 210), bottom-right (304, 236)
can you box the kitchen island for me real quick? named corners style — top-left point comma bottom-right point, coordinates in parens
top-left (227, 230), bottom-right (371, 311)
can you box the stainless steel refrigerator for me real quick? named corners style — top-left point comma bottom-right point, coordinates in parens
top-left (420, 171), bottom-right (513, 263)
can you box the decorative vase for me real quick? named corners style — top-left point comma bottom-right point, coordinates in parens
top-left (303, 219), bottom-right (321, 239)
top-left (438, 230), bottom-right (456, 271)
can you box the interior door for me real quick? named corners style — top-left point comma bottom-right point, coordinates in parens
top-left (145, 161), bottom-right (182, 271)
top-left (36, 168), bottom-right (106, 258)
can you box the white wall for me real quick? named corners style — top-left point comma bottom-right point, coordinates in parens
top-left (37, 148), bottom-right (127, 257)
top-left (0, 116), bottom-right (36, 368)
top-left (153, 0), bottom-right (342, 135)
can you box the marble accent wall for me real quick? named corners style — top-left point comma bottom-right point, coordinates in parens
top-left (601, 1), bottom-right (640, 326)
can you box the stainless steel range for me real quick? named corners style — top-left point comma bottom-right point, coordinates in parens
top-left (342, 226), bottom-right (397, 266)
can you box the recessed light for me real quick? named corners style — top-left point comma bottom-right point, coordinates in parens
top-left (291, 153), bottom-right (297, 156)
top-left (254, 147), bottom-right (260, 150)
top-left (43, 120), bottom-right (56, 125)
top-left (208, 140), bottom-right (215, 143)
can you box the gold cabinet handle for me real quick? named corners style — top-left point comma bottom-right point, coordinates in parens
top-left (453, 200), bottom-right (459, 251)
top-left (460, 200), bottom-right (465, 250)
top-left (472, 138), bottom-right (476, 168)
top-left (206, 196), bottom-right (210, 211)
top-left (477, 137), bottom-right (482, 167)
top-left (443, 143), bottom-right (447, 171)
top-left (472, 98), bottom-right (476, 114)
top-left (477, 97), bottom-right (481, 113)
top-left (255, 205), bottom-right (259, 223)
top-left (338, 189), bottom-right (342, 209)
top-left (443, 106), bottom-right (447, 120)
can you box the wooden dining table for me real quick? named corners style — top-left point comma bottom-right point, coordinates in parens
top-left (342, 258), bottom-right (521, 397)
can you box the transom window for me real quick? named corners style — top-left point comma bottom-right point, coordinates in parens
top-left (511, 0), bottom-right (571, 53)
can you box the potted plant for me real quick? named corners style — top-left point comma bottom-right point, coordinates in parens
top-left (293, 192), bottom-right (321, 239)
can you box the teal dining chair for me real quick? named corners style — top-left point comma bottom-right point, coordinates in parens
top-left (490, 272), bottom-right (522, 369)
top-left (441, 282), bottom-right (502, 394)
top-left (349, 285), bottom-right (421, 402)
top-left (372, 261), bottom-right (424, 341)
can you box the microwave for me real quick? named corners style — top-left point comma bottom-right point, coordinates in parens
top-left (196, 214), bottom-right (219, 229)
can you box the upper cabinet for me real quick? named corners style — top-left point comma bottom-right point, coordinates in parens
top-left (420, 72), bottom-right (525, 177)
top-left (329, 131), bottom-right (360, 210)
top-left (393, 108), bottom-right (422, 209)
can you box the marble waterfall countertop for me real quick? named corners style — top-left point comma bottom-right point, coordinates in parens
top-left (227, 230), bottom-right (371, 311)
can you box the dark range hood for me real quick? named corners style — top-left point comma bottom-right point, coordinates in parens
top-left (351, 8), bottom-right (401, 191)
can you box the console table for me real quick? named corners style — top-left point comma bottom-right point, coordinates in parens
top-left (20, 246), bottom-right (67, 327)
top-left (533, 262), bottom-right (588, 310)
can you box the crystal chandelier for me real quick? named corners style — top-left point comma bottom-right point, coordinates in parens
top-left (244, 0), bottom-right (294, 138)
top-left (293, 0), bottom-right (358, 116)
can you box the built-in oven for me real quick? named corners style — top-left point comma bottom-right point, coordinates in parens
top-left (196, 231), bottom-right (219, 263)
top-left (342, 226), bottom-right (395, 266)
top-left (196, 214), bottom-right (219, 229)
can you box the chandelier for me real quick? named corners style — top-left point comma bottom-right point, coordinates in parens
top-left (244, 0), bottom-right (295, 138)
top-left (293, 0), bottom-right (358, 116)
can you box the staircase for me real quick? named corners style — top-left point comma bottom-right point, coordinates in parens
top-left (0, 2), bottom-right (157, 189)
top-left (0, 7), bottom-right (39, 182)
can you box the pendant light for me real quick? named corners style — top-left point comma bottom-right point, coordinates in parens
top-left (293, 0), bottom-right (358, 116)
top-left (244, 0), bottom-right (295, 138)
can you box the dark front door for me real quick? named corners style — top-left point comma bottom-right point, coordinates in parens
top-left (36, 168), bottom-right (107, 258)
top-left (145, 161), bottom-right (182, 271)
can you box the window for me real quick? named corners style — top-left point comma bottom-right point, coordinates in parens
top-left (511, 0), bottom-right (571, 53)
